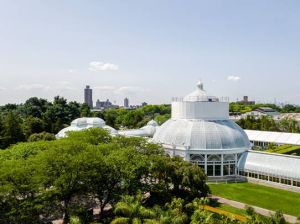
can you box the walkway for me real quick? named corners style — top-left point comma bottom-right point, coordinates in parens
top-left (210, 195), bottom-right (298, 224)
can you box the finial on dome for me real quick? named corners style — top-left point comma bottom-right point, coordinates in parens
top-left (197, 81), bottom-right (204, 90)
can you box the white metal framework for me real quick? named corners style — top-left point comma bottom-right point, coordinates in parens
top-left (153, 82), bottom-right (251, 178)
top-left (238, 150), bottom-right (300, 188)
top-left (245, 129), bottom-right (300, 146)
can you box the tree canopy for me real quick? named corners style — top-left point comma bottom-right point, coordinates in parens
top-left (0, 128), bottom-right (209, 223)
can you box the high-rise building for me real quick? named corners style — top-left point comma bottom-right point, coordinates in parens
top-left (84, 85), bottom-right (93, 108)
top-left (124, 97), bottom-right (129, 108)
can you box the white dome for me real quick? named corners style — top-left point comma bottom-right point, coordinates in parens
top-left (56, 126), bottom-right (82, 138)
top-left (153, 119), bottom-right (250, 151)
top-left (183, 81), bottom-right (208, 102)
top-left (56, 117), bottom-right (114, 138)
top-left (71, 117), bottom-right (106, 128)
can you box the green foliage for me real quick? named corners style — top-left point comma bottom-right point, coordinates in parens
top-left (0, 111), bottom-right (25, 148)
top-left (98, 105), bottom-right (171, 129)
top-left (229, 103), bottom-right (282, 114)
top-left (112, 192), bottom-right (156, 224)
top-left (0, 129), bottom-right (209, 223)
top-left (237, 115), bottom-right (300, 133)
top-left (266, 144), bottom-right (300, 155)
top-left (28, 132), bottom-right (56, 142)
top-left (23, 116), bottom-right (46, 138)
top-left (0, 97), bottom-right (171, 149)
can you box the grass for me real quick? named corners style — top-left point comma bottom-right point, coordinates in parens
top-left (209, 182), bottom-right (300, 217)
top-left (266, 144), bottom-right (300, 155)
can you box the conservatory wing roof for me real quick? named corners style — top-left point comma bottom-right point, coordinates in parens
top-left (238, 150), bottom-right (300, 180)
top-left (245, 130), bottom-right (300, 145)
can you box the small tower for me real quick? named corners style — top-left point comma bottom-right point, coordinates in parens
top-left (84, 85), bottom-right (93, 108)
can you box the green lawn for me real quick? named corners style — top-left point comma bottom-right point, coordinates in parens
top-left (266, 144), bottom-right (300, 155)
top-left (209, 182), bottom-right (300, 217)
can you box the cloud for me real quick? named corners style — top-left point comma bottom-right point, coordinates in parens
top-left (227, 76), bottom-right (241, 81)
top-left (89, 61), bottom-right (119, 71)
top-left (0, 87), bottom-right (6, 91)
top-left (15, 84), bottom-right (51, 91)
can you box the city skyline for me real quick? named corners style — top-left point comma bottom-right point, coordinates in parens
top-left (1, 1), bottom-right (300, 105)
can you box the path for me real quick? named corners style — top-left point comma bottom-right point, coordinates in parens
top-left (210, 195), bottom-right (298, 224)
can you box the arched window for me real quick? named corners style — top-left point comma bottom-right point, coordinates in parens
top-left (224, 154), bottom-right (235, 161)
top-left (207, 154), bottom-right (221, 162)
top-left (190, 154), bottom-right (205, 162)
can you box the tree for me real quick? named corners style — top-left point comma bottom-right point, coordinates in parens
top-left (28, 132), bottom-right (56, 142)
top-left (0, 156), bottom-right (44, 223)
top-left (1, 111), bottom-right (25, 147)
top-left (21, 97), bottom-right (49, 118)
top-left (112, 192), bottom-right (156, 224)
top-left (23, 116), bottom-right (46, 139)
top-left (80, 103), bottom-right (92, 117)
top-left (36, 141), bottom-right (90, 224)
top-left (149, 156), bottom-right (209, 201)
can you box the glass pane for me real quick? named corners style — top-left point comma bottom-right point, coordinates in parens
top-left (223, 165), bottom-right (229, 176)
top-left (215, 165), bottom-right (221, 176)
top-left (207, 165), bottom-right (214, 176)
top-left (230, 164), bottom-right (235, 175)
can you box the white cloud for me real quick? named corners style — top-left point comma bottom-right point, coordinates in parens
top-left (89, 61), bottom-right (119, 72)
top-left (0, 87), bottom-right (6, 91)
top-left (227, 76), bottom-right (241, 81)
top-left (15, 84), bottom-right (51, 91)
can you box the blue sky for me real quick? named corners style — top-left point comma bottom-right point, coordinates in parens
top-left (0, 0), bottom-right (300, 105)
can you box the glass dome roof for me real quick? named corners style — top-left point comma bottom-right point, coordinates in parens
top-left (153, 119), bottom-right (251, 150)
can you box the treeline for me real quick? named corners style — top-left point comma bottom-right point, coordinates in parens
top-left (95, 104), bottom-right (171, 129)
top-left (0, 128), bottom-right (209, 223)
top-left (0, 96), bottom-right (92, 148)
top-left (229, 102), bottom-right (300, 114)
top-left (237, 115), bottom-right (300, 133)
top-left (0, 96), bottom-right (170, 149)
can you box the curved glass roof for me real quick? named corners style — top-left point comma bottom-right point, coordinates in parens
top-left (153, 119), bottom-right (251, 150)
top-left (245, 129), bottom-right (300, 145)
top-left (238, 151), bottom-right (300, 180)
top-left (56, 117), bottom-right (117, 138)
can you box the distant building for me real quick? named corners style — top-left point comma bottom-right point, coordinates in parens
top-left (253, 107), bottom-right (281, 117)
top-left (84, 85), bottom-right (93, 108)
top-left (231, 107), bottom-right (281, 121)
top-left (95, 99), bottom-right (114, 110)
top-left (141, 102), bottom-right (148, 107)
top-left (237, 96), bottom-right (255, 105)
top-left (124, 97), bottom-right (129, 108)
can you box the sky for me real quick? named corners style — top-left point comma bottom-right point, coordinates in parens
top-left (1, 0), bottom-right (300, 106)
